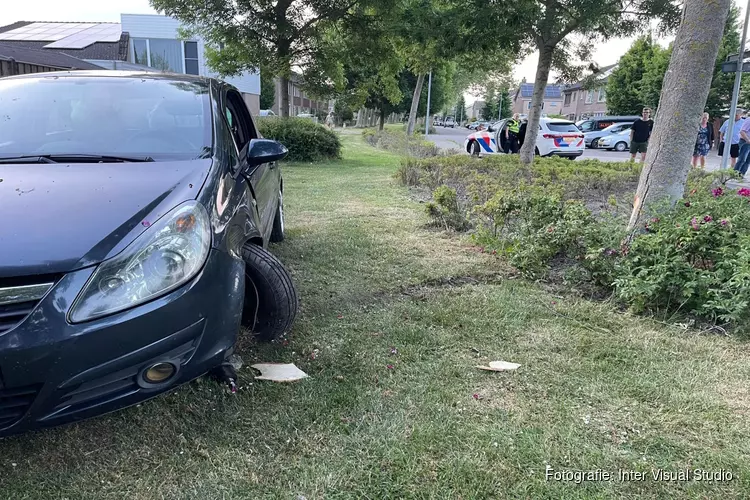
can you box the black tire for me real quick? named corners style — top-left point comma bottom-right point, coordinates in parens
top-left (615, 142), bottom-right (627, 152)
top-left (270, 190), bottom-right (284, 243)
top-left (567, 156), bottom-right (576, 161)
top-left (591, 138), bottom-right (599, 149)
top-left (241, 243), bottom-right (298, 341)
top-left (470, 140), bottom-right (481, 157)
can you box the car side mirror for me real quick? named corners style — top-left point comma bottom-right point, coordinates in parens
top-left (243, 138), bottom-right (288, 167)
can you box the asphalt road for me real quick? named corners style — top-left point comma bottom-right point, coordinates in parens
top-left (428, 125), bottom-right (726, 171)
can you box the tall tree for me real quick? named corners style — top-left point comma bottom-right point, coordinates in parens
top-left (707, 4), bottom-right (741, 118)
top-left (260, 67), bottom-right (275, 110)
top-left (627, 0), bottom-right (731, 232)
top-left (515, 0), bottom-right (680, 164)
top-left (151, 0), bottom-right (359, 117)
top-left (639, 44), bottom-right (672, 110)
top-left (606, 36), bottom-right (659, 114)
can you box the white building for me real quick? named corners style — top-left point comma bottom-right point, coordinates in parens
top-left (120, 14), bottom-right (261, 115)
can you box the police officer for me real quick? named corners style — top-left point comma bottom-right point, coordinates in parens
top-left (506, 113), bottom-right (521, 153)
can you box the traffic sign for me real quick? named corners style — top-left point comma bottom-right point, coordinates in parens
top-left (722, 61), bottom-right (750, 73)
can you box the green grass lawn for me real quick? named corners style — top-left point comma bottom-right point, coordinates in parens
top-left (2, 135), bottom-right (750, 499)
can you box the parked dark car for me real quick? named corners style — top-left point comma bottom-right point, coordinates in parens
top-left (0, 71), bottom-right (298, 436)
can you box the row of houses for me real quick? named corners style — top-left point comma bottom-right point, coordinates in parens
top-left (467, 64), bottom-right (616, 122)
top-left (0, 14), bottom-right (330, 117)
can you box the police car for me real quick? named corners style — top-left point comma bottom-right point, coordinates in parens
top-left (464, 117), bottom-right (584, 159)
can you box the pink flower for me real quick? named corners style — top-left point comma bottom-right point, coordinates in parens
top-left (691, 217), bottom-right (700, 230)
top-left (651, 217), bottom-right (660, 223)
top-left (386, 364), bottom-right (394, 370)
top-left (721, 219), bottom-right (729, 226)
top-left (712, 187), bottom-right (724, 197)
top-left (738, 188), bottom-right (750, 197)
top-left (703, 215), bottom-right (713, 223)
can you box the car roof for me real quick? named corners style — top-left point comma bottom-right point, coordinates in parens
top-left (0, 69), bottom-right (214, 85)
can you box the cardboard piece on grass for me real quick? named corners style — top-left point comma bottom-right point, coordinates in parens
top-left (476, 361), bottom-right (521, 372)
top-left (251, 363), bottom-right (309, 382)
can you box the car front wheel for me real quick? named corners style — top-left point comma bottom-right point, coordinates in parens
top-left (241, 243), bottom-right (298, 341)
top-left (591, 139), bottom-right (599, 149)
top-left (470, 140), bottom-right (481, 157)
top-left (615, 142), bottom-right (628, 152)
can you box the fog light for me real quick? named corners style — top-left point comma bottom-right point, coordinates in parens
top-left (143, 362), bottom-right (176, 383)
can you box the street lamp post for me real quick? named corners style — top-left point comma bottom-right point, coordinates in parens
top-left (722, 0), bottom-right (750, 170)
top-left (425, 71), bottom-right (433, 137)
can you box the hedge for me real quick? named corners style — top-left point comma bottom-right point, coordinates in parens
top-left (257, 117), bottom-right (341, 162)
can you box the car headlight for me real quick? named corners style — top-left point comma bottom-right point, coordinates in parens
top-left (69, 201), bottom-right (211, 323)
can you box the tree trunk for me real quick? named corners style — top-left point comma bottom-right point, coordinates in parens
top-left (379, 106), bottom-right (386, 130)
top-left (407, 73), bottom-right (426, 136)
top-left (356, 108), bottom-right (364, 127)
top-left (279, 75), bottom-right (290, 117)
top-left (519, 44), bottom-right (555, 164)
top-left (627, 0), bottom-right (731, 232)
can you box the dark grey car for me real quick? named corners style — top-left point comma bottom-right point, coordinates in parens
top-left (0, 71), bottom-right (298, 435)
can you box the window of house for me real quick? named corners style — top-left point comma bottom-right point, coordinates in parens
top-left (597, 87), bottom-right (606, 102)
top-left (586, 90), bottom-right (594, 104)
top-left (184, 41), bottom-right (199, 75)
top-left (564, 93), bottom-right (571, 106)
top-left (132, 38), bottom-right (196, 74)
top-left (573, 92), bottom-right (577, 101)
top-left (148, 39), bottom-right (182, 72)
top-left (133, 39), bottom-right (148, 66)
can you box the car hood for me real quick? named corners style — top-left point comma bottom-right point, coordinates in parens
top-left (0, 159), bottom-right (212, 278)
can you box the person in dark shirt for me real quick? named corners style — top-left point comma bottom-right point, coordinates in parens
top-left (630, 107), bottom-right (654, 163)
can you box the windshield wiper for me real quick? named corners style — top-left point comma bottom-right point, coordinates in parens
top-left (0, 156), bottom-right (58, 164)
top-left (0, 154), bottom-right (154, 164)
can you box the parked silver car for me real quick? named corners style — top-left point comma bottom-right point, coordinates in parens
top-left (598, 129), bottom-right (631, 152)
top-left (584, 122), bottom-right (633, 148)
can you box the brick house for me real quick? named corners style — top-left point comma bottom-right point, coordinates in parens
top-left (511, 82), bottom-right (564, 116)
top-left (561, 64), bottom-right (618, 120)
top-left (271, 72), bottom-right (331, 117)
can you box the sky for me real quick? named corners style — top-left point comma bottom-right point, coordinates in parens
top-left (0, 0), bottom-right (157, 26)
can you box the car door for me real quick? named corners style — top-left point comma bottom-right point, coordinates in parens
top-left (224, 89), bottom-right (280, 242)
top-left (492, 120), bottom-right (508, 153)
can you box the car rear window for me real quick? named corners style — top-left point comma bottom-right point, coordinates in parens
top-left (547, 122), bottom-right (580, 133)
top-left (0, 76), bottom-right (212, 161)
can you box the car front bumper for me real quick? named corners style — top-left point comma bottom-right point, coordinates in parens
top-left (0, 249), bottom-right (245, 437)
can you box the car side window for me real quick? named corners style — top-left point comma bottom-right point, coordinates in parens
top-left (225, 90), bottom-right (257, 153)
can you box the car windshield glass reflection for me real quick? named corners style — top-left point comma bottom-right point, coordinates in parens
top-left (0, 77), bottom-right (212, 162)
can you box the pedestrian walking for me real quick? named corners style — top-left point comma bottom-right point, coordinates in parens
top-left (692, 112), bottom-right (714, 169)
top-left (506, 113), bottom-right (521, 154)
top-left (719, 109), bottom-right (744, 169)
top-left (325, 111), bottom-right (335, 130)
top-left (629, 108), bottom-right (653, 163)
top-left (736, 114), bottom-right (750, 176)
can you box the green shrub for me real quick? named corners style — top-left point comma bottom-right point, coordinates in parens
top-left (425, 185), bottom-right (470, 231)
top-left (363, 128), bottom-right (440, 158)
top-left (615, 177), bottom-right (750, 323)
top-left (257, 117), bottom-right (341, 162)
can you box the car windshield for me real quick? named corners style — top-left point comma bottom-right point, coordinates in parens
top-left (577, 120), bottom-right (595, 132)
top-left (0, 76), bottom-right (212, 161)
top-left (602, 123), bottom-right (629, 132)
top-left (547, 122), bottom-right (580, 132)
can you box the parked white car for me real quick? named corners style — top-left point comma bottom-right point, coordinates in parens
top-left (464, 117), bottom-right (584, 159)
top-left (444, 116), bottom-right (456, 128)
top-left (598, 129), bottom-right (631, 152)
